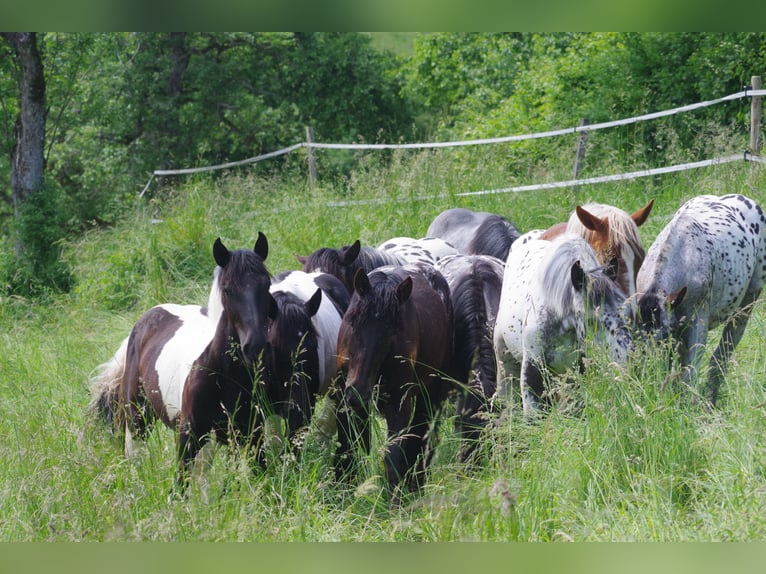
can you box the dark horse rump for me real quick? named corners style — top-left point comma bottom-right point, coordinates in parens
top-left (426, 207), bottom-right (521, 261)
top-left (436, 254), bottom-right (505, 462)
top-left (335, 263), bottom-right (454, 497)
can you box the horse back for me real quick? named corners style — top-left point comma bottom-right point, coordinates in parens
top-left (125, 304), bottom-right (213, 427)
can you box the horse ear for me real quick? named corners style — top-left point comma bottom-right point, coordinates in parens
top-left (669, 286), bottom-right (687, 309)
top-left (571, 260), bottom-right (587, 291)
top-left (305, 288), bottom-right (322, 317)
top-left (353, 267), bottom-right (371, 296)
top-left (268, 293), bottom-right (278, 320)
top-left (213, 237), bottom-right (230, 267)
top-left (396, 276), bottom-right (413, 304)
top-left (605, 256), bottom-right (619, 281)
top-left (253, 232), bottom-right (269, 261)
top-left (342, 240), bottom-right (362, 265)
top-left (576, 206), bottom-right (609, 233)
top-left (631, 199), bottom-right (654, 227)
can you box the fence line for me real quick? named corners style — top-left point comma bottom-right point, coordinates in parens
top-left (322, 153), bottom-right (763, 208)
top-left (140, 87), bottom-right (765, 197)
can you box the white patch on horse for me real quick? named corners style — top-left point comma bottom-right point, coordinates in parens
top-left (154, 303), bottom-right (216, 422)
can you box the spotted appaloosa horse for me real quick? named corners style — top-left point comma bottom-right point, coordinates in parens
top-left (426, 207), bottom-right (522, 261)
top-left (435, 253), bottom-right (505, 462)
top-left (493, 233), bottom-right (632, 414)
top-left (335, 263), bottom-right (454, 496)
top-left (541, 200), bottom-right (654, 298)
top-left (295, 239), bottom-right (403, 293)
top-left (635, 194), bottom-right (766, 405)
top-left (377, 236), bottom-right (458, 265)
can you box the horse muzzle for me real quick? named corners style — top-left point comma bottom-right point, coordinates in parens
top-left (343, 384), bottom-right (372, 413)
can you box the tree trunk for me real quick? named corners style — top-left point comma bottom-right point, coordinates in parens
top-left (1, 32), bottom-right (47, 257)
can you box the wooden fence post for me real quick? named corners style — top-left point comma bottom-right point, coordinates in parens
top-left (306, 126), bottom-right (317, 188)
top-left (750, 76), bottom-right (762, 160)
top-left (571, 118), bottom-right (589, 192)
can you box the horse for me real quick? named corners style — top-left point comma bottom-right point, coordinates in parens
top-left (266, 270), bottom-right (350, 439)
top-left (335, 263), bottom-right (455, 498)
top-left (88, 235), bottom-right (271, 456)
top-left (634, 194), bottom-right (766, 405)
top-left (493, 233), bottom-right (633, 415)
top-left (175, 236), bottom-right (279, 483)
top-left (377, 236), bottom-right (458, 265)
top-left (295, 239), bottom-right (404, 293)
top-left (435, 253), bottom-right (505, 462)
top-left (426, 207), bottom-right (522, 261)
top-left (540, 200), bottom-right (654, 298)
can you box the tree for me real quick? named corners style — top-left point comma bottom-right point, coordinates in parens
top-left (0, 32), bottom-right (46, 256)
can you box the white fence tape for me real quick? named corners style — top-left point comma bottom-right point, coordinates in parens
top-left (323, 154), bottom-right (761, 207)
top-left (140, 88), bottom-right (765, 196)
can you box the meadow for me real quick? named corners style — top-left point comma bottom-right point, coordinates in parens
top-left (1, 144), bottom-right (766, 542)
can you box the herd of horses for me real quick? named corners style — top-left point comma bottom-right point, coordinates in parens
top-left (89, 193), bottom-right (766, 499)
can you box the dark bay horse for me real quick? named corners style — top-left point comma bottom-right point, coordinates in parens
top-left (177, 236), bottom-right (277, 482)
top-left (435, 253), bottom-right (505, 462)
top-left (335, 263), bottom-right (454, 497)
top-left (295, 239), bottom-right (404, 293)
top-left (635, 194), bottom-right (766, 405)
top-left (267, 270), bottom-right (350, 439)
top-left (426, 207), bottom-right (522, 261)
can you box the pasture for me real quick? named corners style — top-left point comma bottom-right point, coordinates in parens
top-left (1, 148), bottom-right (766, 541)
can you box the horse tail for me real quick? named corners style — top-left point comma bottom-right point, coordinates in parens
top-left (88, 336), bottom-right (128, 429)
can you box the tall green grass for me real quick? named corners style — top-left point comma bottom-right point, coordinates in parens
top-left (1, 145), bottom-right (765, 540)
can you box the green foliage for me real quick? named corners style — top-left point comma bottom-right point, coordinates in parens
top-left (2, 183), bottom-right (72, 297)
top-left (1, 147), bottom-right (766, 540)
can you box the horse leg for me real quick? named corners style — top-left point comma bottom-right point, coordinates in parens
top-left (706, 294), bottom-right (759, 405)
top-left (176, 418), bottom-right (203, 492)
top-left (333, 385), bottom-right (371, 483)
top-left (456, 373), bottom-right (488, 463)
top-left (384, 393), bottom-right (428, 497)
top-left (520, 352), bottom-right (545, 416)
top-left (677, 316), bottom-right (709, 400)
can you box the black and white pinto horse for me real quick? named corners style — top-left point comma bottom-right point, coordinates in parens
top-left (493, 233), bottom-right (633, 414)
top-left (635, 194), bottom-right (766, 405)
top-left (426, 207), bottom-right (522, 261)
top-left (90, 235), bottom-right (278, 484)
top-left (267, 270), bottom-right (350, 438)
top-left (435, 253), bottom-right (505, 461)
top-left (295, 239), bottom-right (404, 293)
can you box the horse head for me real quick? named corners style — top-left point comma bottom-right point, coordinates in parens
top-left (213, 234), bottom-right (276, 367)
top-left (337, 267), bottom-right (412, 411)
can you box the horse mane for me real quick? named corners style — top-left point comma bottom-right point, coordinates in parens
top-left (449, 258), bottom-right (503, 374)
top-left (348, 269), bottom-right (407, 326)
top-left (207, 267), bottom-right (224, 325)
top-left (566, 203), bottom-right (645, 260)
top-left (356, 247), bottom-right (405, 270)
top-left (538, 234), bottom-right (602, 318)
top-left (466, 215), bottom-right (520, 260)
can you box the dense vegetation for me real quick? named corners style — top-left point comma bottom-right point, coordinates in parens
top-left (1, 33), bottom-right (765, 295)
top-left (1, 32), bottom-right (765, 542)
